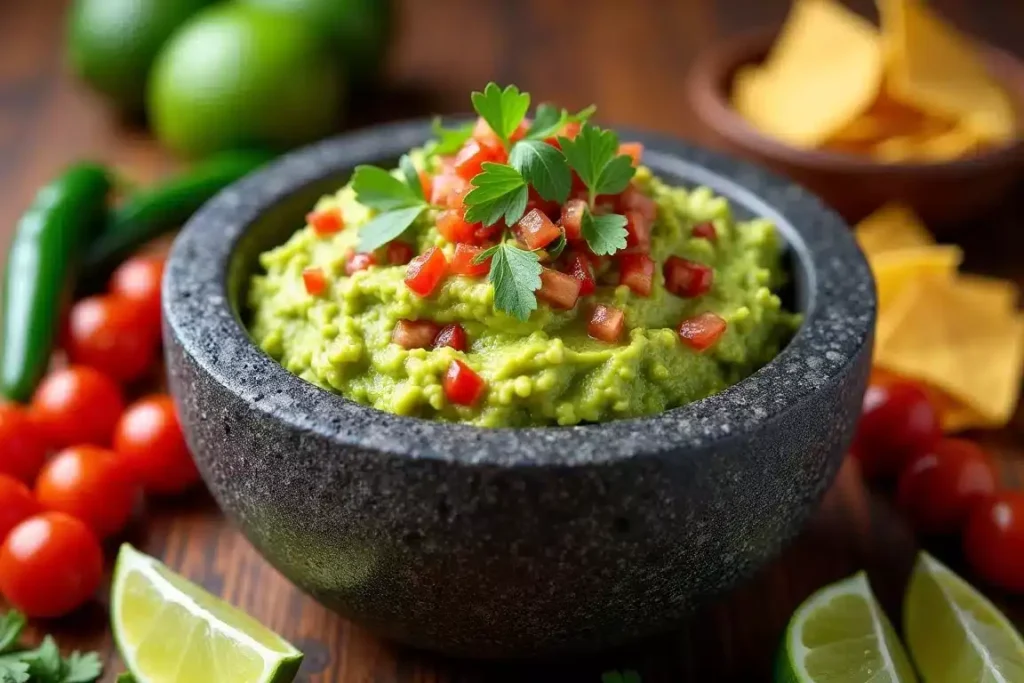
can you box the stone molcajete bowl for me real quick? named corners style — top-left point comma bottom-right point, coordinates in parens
top-left (163, 120), bottom-right (876, 658)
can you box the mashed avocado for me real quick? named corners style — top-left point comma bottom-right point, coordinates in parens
top-left (248, 158), bottom-right (799, 427)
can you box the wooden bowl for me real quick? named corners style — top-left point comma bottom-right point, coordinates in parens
top-left (688, 28), bottom-right (1024, 226)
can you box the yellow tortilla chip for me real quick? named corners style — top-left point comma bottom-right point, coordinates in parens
top-left (879, 0), bottom-right (1017, 144)
top-left (855, 202), bottom-right (934, 257)
top-left (870, 244), bottom-right (961, 313)
top-left (733, 0), bottom-right (883, 148)
top-left (875, 277), bottom-right (1024, 425)
top-left (956, 273), bottom-right (1020, 314)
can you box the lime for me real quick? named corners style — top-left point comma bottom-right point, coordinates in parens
top-left (147, 4), bottom-right (345, 157)
top-left (904, 552), bottom-right (1024, 682)
top-left (112, 544), bottom-right (303, 683)
top-left (775, 571), bottom-right (918, 683)
top-left (67, 0), bottom-right (215, 111)
top-left (238, 0), bottom-right (393, 85)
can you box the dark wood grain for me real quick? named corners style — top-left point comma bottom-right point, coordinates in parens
top-left (1, 1), bottom-right (1023, 681)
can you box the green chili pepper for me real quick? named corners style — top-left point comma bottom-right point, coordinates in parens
top-left (82, 149), bottom-right (276, 279)
top-left (1, 163), bottom-right (113, 401)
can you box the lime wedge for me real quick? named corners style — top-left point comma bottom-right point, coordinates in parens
top-left (111, 544), bottom-right (303, 683)
top-left (775, 571), bottom-right (918, 683)
top-left (904, 552), bottom-right (1024, 683)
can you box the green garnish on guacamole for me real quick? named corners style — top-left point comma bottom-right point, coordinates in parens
top-left (248, 84), bottom-right (799, 427)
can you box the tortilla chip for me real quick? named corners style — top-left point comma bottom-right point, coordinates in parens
top-left (870, 244), bottom-right (961, 313)
top-left (956, 273), bottom-right (1020, 314)
top-left (855, 202), bottom-right (934, 256)
top-left (879, 0), bottom-right (1017, 144)
top-left (875, 277), bottom-right (1024, 425)
top-left (732, 0), bottom-right (883, 148)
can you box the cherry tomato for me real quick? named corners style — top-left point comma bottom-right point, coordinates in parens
top-left (35, 446), bottom-right (137, 538)
top-left (114, 395), bottom-right (200, 496)
top-left (896, 439), bottom-right (997, 535)
top-left (851, 379), bottom-right (941, 479)
top-left (0, 403), bottom-right (48, 483)
top-left (964, 491), bottom-right (1024, 593)
top-left (0, 474), bottom-right (40, 542)
top-left (31, 366), bottom-right (125, 448)
top-left (66, 295), bottom-right (159, 382)
top-left (109, 255), bottom-right (165, 334)
top-left (0, 512), bottom-right (103, 618)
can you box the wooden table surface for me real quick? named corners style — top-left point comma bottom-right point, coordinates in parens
top-left (2, 0), bottom-right (1024, 681)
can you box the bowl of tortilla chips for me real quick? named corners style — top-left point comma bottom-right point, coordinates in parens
top-left (688, 0), bottom-right (1024, 225)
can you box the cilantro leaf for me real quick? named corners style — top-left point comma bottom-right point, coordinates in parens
top-left (546, 232), bottom-right (567, 260)
top-left (115, 674), bottom-right (136, 683)
top-left (357, 205), bottom-right (426, 252)
top-left (595, 154), bottom-right (636, 196)
top-left (427, 118), bottom-right (474, 156)
top-left (569, 104), bottom-right (597, 124)
top-left (63, 651), bottom-right (102, 683)
top-left (471, 83), bottom-right (530, 148)
top-left (524, 103), bottom-right (563, 140)
top-left (509, 140), bottom-right (571, 204)
top-left (399, 154), bottom-right (423, 201)
top-left (462, 163), bottom-right (528, 226)
top-left (488, 244), bottom-right (542, 321)
top-left (471, 244), bottom-right (500, 265)
top-left (0, 660), bottom-right (29, 683)
top-left (22, 636), bottom-right (62, 682)
top-left (558, 123), bottom-right (636, 199)
top-left (0, 612), bottom-right (25, 653)
top-left (351, 165), bottom-right (424, 212)
top-left (581, 208), bottom-right (628, 256)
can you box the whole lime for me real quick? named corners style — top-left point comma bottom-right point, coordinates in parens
top-left (67, 0), bottom-right (215, 111)
top-left (148, 4), bottom-right (346, 157)
top-left (238, 0), bottom-right (394, 86)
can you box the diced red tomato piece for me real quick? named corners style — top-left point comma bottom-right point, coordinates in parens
top-left (678, 312), bottom-right (727, 351)
top-left (588, 304), bottom-right (625, 343)
top-left (307, 208), bottom-right (344, 236)
top-left (437, 209), bottom-right (478, 244)
top-left (448, 186), bottom-right (472, 210)
top-left (515, 209), bottom-right (562, 250)
top-left (547, 121), bottom-right (582, 148)
top-left (474, 224), bottom-right (502, 245)
top-left (618, 253), bottom-right (654, 296)
top-left (443, 360), bottom-right (485, 406)
top-left (537, 268), bottom-right (582, 309)
top-left (625, 210), bottom-right (652, 252)
top-left (433, 323), bottom-right (468, 351)
top-left (302, 267), bottom-right (327, 296)
top-left (620, 184), bottom-right (657, 222)
top-left (387, 241), bottom-right (415, 265)
top-left (565, 252), bottom-right (596, 296)
top-left (692, 221), bottom-right (717, 241)
top-left (454, 140), bottom-right (506, 180)
top-left (663, 256), bottom-right (713, 298)
top-left (618, 142), bottom-right (643, 166)
top-left (450, 243), bottom-right (491, 277)
top-left (560, 199), bottom-right (587, 241)
top-left (404, 247), bottom-right (448, 297)
top-left (419, 171), bottom-right (434, 201)
top-left (392, 320), bottom-right (441, 349)
top-left (345, 251), bottom-right (377, 275)
top-left (430, 173), bottom-right (470, 207)
top-left (472, 117), bottom-right (527, 150)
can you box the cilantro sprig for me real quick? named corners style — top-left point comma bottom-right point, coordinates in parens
top-left (351, 154), bottom-right (436, 253)
top-left (0, 610), bottom-right (103, 683)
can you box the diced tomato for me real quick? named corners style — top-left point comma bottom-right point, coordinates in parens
top-left (437, 209), bottom-right (479, 244)
top-left (302, 267), bottom-right (327, 296)
top-left (307, 208), bottom-right (344, 236)
top-left (692, 221), bottom-right (717, 241)
top-left (678, 312), bottom-right (727, 351)
top-left (387, 241), bottom-right (415, 265)
top-left (433, 323), bottom-right (468, 351)
top-left (663, 256), bottom-right (713, 298)
top-left (560, 199), bottom-right (587, 241)
top-left (618, 253), bottom-right (654, 296)
top-left (430, 173), bottom-right (470, 207)
top-left (454, 140), bottom-right (506, 180)
top-left (472, 117), bottom-right (527, 150)
top-left (618, 142), bottom-right (643, 166)
top-left (450, 243), bottom-right (491, 277)
top-left (565, 252), bottom-right (596, 295)
top-left (404, 247), bottom-right (448, 297)
top-left (620, 184), bottom-right (657, 222)
top-left (474, 224), bottom-right (502, 245)
top-left (392, 320), bottom-right (441, 349)
top-left (515, 209), bottom-right (561, 250)
top-left (537, 268), bottom-right (582, 309)
top-left (345, 251), bottom-right (377, 275)
top-left (588, 304), bottom-right (625, 343)
top-left (448, 186), bottom-right (472, 210)
top-left (547, 121), bottom-right (582, 148)
top-left (525, 188), bottom-right (560, 219)
top-left (443, 360), bottom-right (485, 406)
top-left (625, 210), bottom-right (652, 252)
top-left (419, 171), bottom-right (434, 201)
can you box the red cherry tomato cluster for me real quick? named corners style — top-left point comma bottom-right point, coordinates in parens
top-left (0, 255), bottom-right (200, 618)
top-left (852, 376), bottom-right (1022, 593)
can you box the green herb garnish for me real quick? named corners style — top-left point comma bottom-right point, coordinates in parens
top-left (508, 139), bottom-right (571, 204)
top-left (351, 162), bottom-right (433, 252)
top-left (462, 163), bottom-right (528, 226)
top-left (473, 243), bottom-right (542, 322)
top-left (581, 208), bottom-right (628, 256)
top-left (559, 123), bottom-right (636, 206)
top-left (427, 118), bottom-right (474, 156)
top-left (470, 83), bottom-right (531, 151)
top-left (0, 611), bottom-right (102, 683)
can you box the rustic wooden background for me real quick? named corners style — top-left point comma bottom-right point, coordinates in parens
top-left (1, 0), bottom-right (1023, 681)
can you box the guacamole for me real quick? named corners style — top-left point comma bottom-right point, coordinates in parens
top-left (249, 151), bottom-right (798, 427)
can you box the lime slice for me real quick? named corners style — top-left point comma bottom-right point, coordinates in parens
top-left (904, 552), bottom-right (1024, 683)
top-left (111, 544), bottom-right (303, 683)
top-left (776, 571), bottom-right (918, 683)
